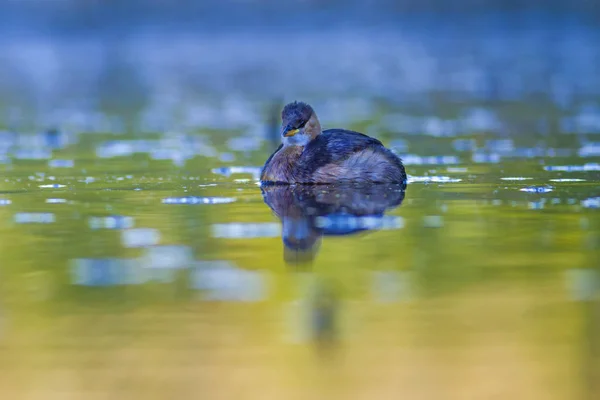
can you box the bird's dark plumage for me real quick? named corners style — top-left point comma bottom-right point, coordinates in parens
top-left (261, 101), bottom-right (406, 184)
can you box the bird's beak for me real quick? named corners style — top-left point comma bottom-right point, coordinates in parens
top-left (282, 125), bottom-right (299, 137)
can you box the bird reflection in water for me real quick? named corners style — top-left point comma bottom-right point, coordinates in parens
top-left (261, 183), bottom-right (406, 265)
top-left (261, 183), bottom-right (406, 357)
top-left (310, 280), bottom-right (340, 358)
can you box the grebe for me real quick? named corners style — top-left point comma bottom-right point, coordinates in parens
top-left (260, 101), bottom-right (406, 184)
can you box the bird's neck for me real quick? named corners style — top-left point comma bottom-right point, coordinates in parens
top-left (305, 113), bottom-right (322, 139)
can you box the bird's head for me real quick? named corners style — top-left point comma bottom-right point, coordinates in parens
top-left (280, 101), bottom-right (322, 147)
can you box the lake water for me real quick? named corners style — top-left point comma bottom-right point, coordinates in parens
top-left (0, 126), bottom-right (599, 399)
top-left (0, 7), bottom-right (599, 399)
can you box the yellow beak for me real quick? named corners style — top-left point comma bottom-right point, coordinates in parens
top-left (284, 129), bottom-right (299, 137)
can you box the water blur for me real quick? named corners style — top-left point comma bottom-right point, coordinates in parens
top-left (0, 1), bottom-right (600, 399)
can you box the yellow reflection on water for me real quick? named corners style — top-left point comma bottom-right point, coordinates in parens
top-left (0, 269), bottom-right (593, 399)
top-left (0, 178), bottom-right (598, 399)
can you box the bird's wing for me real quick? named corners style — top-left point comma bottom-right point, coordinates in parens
top-left (300, 129), bottom-right (384, 167)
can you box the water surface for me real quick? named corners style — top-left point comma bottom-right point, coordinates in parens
top-left (0, 133), bottom-right (599, 399)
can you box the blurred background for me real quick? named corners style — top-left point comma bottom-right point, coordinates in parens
top-left (1, 1), bottom-right (600, 399)
top-left (1, 0), bottom-right (600, 136)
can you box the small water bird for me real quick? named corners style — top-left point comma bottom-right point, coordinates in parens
top-left (261, 101), bottom-right (406, 184)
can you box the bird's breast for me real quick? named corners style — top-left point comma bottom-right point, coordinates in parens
top-left (261, 146), bottom-right (304, 183)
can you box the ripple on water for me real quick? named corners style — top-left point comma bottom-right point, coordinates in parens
top-left (39, 184), bottom-right (66, 188)
top-left (402, 155), bottom-right (460, 166)
top-left (549, 178), bottom-right (587, 182)
top-left (71, 258), bottom-right (144, 286)
top-left (582, 197), bottom-right (600, 209)
top-left (408, 175), bottom-right (462, 183)
top-left (211, 166), bottom-right (262, 179)
top-left (121, 229), bottom-right (161, 248)
top-left (88, 216), bottom-right (134, 230)
top-left (78, 177), bottom-right (96, 184)
top-left (578, 142), bottom-right (600, 157)
top-left (162, 197), bottom-right (236, 205)
top-left (48, 159), bottom-right (74, 168)
top-left (14, 149), bottom-right (52, 160)
top-left (141, 245), bottom-right (193, 268)
top-left (528, 201), bottom-right (545, 210)
top-left (472, 152), bottom-right (501, 164)
top-left (14, 212), bottom-right (55, 224)
top-left (519, 186), bottom-right (554, 193)
top-left (544, 163), bottom-right (600, 172)
top-left (315, 215), bottom-right (404, 231)
top-left (192, 261), bottom-right (266, 302)
top-left (447, 167), bottom-right (468, 173)
top-left (0, 199), bottom-right (11, 206)
top-left (211, 223), bottom-right (280, 238)
top-left (501, 177), bottom-right (533, 181)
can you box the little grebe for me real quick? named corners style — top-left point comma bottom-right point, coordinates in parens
top-left (260, 101), bottom-right (406, 184)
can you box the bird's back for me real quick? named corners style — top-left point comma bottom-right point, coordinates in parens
top-left (296, 129), bottom-right (406, 184)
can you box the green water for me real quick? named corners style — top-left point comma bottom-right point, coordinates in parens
top-left (0, 137), bottom-right (599, 399)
